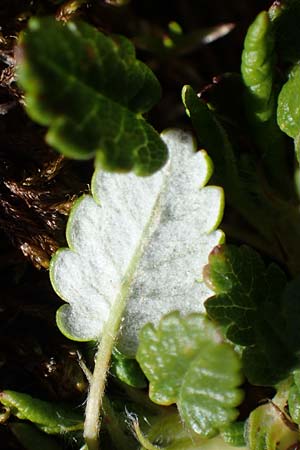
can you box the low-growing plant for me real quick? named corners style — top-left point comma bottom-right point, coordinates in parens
top-left (2, 1), bottom-right (300, 449)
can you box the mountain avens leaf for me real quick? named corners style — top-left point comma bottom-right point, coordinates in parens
top-left (144, 411), bottom-right (247, 450)
top-left (17, 17), bottom-right (167, 175)
top-left (245, 402), bottom-right (299, 450)
top-left (111, 349), bottom-right (147, 388)
top-left (220, 422), bottom-right (246, 447)
top-left (277, 64), bottom-right (300, 151)
top-left (182, 85), bottom-right (241, 201)
top-left (204, 244), bottom-right (300, 385)
top-left (241, 11), bottom-right (275, 124)
top-left (278, 63), bottom-right (300, 139)
top-left (50, 129), bottom-right (225, 355)
top-left (136, 312), bottom-right (244, 437)
top-left (240, 9), bottom-right (288, 188)
top-left (0, 390), bottom-right (83, 434)
top-left (288, 370), bottom-right (300, 424)
top-left (288, 385), bottom-right (300, 425)
top-left (182, 84), bottom-right (294, 245)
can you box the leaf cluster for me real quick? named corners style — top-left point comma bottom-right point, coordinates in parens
top-left (204, 244), bottom-right (300, 385)
top-left (4, 1), bottom-right (300, 450)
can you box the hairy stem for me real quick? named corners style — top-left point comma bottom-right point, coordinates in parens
top-left (84, 293), bottom-right (126, 450)
top-left (132, 420), bottom-right (162, 450)
top-left (83, 169), bottom-right (165, 449)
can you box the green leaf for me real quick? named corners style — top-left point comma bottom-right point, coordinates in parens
top-left (277, 25), bottom-right (300, 162)
top-left (182, 85), bottom-right (277, 226)
top-left (182, 83), bottom-right (286, 233)
top-left (241, 11), bottom-right (275, 124)
top-left (241, 10), bottom-right (289, 194)
top-left (144, 412), bottom-right (247, 450)
top-left (0, 390), bottom-right (83, 434)
top-left (278, 64), bottom-right (300, 141)
top-left (184, 437), bottom-right (247, 450)
top-left (288, 385), bottom-right (300, 425)
top-left (50, 130), bottom-right (225, 355)
top-left (245, 402), bottom-right (299, 450)
top-left (143, 412), bottom-right (203, 450)
top-left (111, 349), bottom-right (147, 388)
top-left (288, 370), bottom-right (300, 424)
top-left (136, 312), bottom-right (244, 437)
top-left (182, 83), bottom-right (298, 256)
top-left (182, 85), bottom-right (241, 202)
top-left (204, 244), bottom-right (300, 385)
top-left (10, 423), bottom-right (63, 450)
top-left (220, 422), bottom-right (246, 447)
top-left (17, 17), bottom-right (167, 175)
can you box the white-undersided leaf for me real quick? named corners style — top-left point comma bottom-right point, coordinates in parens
top-left (50, 129), bottom-right (225, 355)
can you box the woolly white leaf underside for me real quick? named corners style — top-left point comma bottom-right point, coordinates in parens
top-left (50, 129), bottom-right (225, 355)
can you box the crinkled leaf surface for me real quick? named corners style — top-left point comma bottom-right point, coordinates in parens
top-left (0, 390), bottom-right (83, 434)
top-left (241, 11), bottom-right (275, 124)
top-left (277, 64), bottom-right (300, 148)
top-left (277, 55), bottom-right (300, 162)
top-left (245, 402), bottom-right (299, 450)
top-left (136, 312), bottom-right (244, 437)
top-left (288, 370), bottom-right (300, 424)
top-left (50, 130), bottom-right (225, 355)
top-left (221, 422), bottom-right (246, 447)
top-left (241, 10), bottom-right (287, 194)
top-left (17, 17), bottom-right (167, 175)
top-left (204, 244), bottom-right (300, 385)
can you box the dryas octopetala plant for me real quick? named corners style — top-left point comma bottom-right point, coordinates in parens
top-left (3, 1), bottom-right (300, 449)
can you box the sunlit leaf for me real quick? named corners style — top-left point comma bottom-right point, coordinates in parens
top-left (50, 130), bottom-right (225, 355)
top-left (17, 17), bottom-right (167, 175)
top-left (137, 312), bottom-right (244, 437)
top-left (246, 402), bottom-right (299, 450)
top-left (204, 244), bottom-right (300, 385)
top-left (0, 390), bottom-right (83, 434)
top-left (241, 11), bottom-right (275, 124)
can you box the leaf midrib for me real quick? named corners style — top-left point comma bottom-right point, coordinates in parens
top-left (27, 49), bottom-right (141, 122)
top-left (113, 163), bottom-right (171, 339)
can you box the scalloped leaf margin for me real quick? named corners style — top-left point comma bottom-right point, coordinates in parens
top-left (50, 129), bottom-right (225, 355)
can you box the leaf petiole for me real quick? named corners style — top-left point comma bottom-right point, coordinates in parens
top-left (84, 291), bottom-right (127, 450)
top-left (131, 419), bottom-right (162, 450)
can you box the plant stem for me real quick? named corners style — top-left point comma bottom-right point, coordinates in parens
top-left (84, 174), bottom-right (164, 449)
top-left (132, 420), bottom-right (162, 450)
top-left (83, 293), bottom-right (126, 450)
